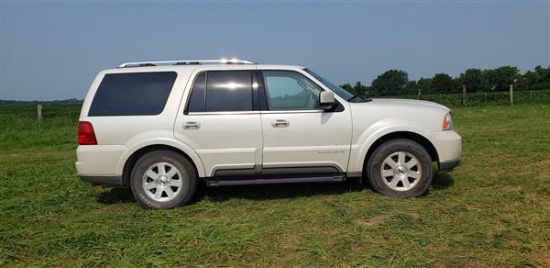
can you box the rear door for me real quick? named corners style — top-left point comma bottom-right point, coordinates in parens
top-left (174, 69), bottom-right (263, 177)
top-left (259, 70), bottom-right (352, 175)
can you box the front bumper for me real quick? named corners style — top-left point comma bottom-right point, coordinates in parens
top-left (439, 158), bottom-right (461, 173)
top-left (429, 130), bottom-right (462, 172)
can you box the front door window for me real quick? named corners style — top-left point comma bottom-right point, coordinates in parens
top-left (263, 70), bottom-right (323, 110)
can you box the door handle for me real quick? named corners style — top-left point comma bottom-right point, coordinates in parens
top-left (183, 121), bottom-right (200, 129)
top-left (272, 119), bottom-right (289, 128)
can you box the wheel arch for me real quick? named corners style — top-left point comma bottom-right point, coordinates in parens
top-left (362, 131), bottom-right (438, 174)
top-left (121, 144), bottom-right (201, 187)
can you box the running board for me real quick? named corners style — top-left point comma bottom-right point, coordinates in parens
top-left (206, 175), bottom-right (346, 187)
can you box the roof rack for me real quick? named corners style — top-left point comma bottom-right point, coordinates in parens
top-left (118, 59), bottom-right (257, 68)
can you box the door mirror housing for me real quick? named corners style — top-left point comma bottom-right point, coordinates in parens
top-left (319, 91), bottom-right (335, 110)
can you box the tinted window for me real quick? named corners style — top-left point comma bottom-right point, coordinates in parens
top-left (263, 70), bottom-right (322, 110)
top-left (187, 72), bottom-right (206, 113)
top-left (89, 72), bottom-right (177, 116)
top-left (205, 71), bottom-right (253, 112)
top-left (186, 71), bottom-right (254, 113)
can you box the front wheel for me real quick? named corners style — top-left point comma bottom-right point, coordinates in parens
top-left (366, 139), bottom-right (433, 198)
top-left (130, 150), bottom-right (197, 209)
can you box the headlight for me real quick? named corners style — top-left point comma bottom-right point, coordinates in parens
top-left (442, 112), bottom-right (453, 130)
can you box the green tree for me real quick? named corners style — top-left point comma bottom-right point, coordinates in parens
top-left (431, 73), bottom-right (454, 93)
top-left (353, 81), bottom-right (369, 97)
top-left (534, 65), bottom-right (550, 90)
top-left (416, 78), bottom-right (432, 95)
top-left (485, 66), bottom-right (520, 91)
top-left (459, 68), bottom-right (488, 92)
top-left (371, 69), bottom-right (409, 96)
top-left (516, 70), bottom-right (539, 91)
top-left (340, 82), bottom-right (369, 97)
top-left (404, 80), bottom-right (418, 95)
top-left (451, 77), bottom-right (463, 93)
top-left (340, 83), bottom-right (353, 92)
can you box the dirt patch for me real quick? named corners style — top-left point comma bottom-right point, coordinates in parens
top-left (427, 241), bottom-right (450, 253)
top-left (526, 192), bottom-right (550, 206)
top-left (432, 260), bottom-right (492, 268)
top-left (512, 159), bottom-right (550, 180)
top-left (354, 214), bottom-right (390, 227)
top-left (534, 159), bottom-right (550, 180)
top-left (531, 250), bottom-right (550, 267)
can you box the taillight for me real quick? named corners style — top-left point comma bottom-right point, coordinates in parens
top-left (78, 121), bottom-right (98, 145)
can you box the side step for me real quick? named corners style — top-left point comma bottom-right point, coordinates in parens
top-left (206, 175), bottom-right (346, 187)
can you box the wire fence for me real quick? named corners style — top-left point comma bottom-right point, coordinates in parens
top-left (385, 89), bottom-right (550, 108)
top-left (1, 90), bottom-right (549, 122)
top-left (0, 103), bottom-right (81, 121)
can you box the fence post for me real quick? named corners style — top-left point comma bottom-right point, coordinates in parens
top-left (509, 83), bottom-right (514, 105)
top-left (462, 84), bottom-right (467, 106)
top-left (37, 103), bottom-right (43, 122)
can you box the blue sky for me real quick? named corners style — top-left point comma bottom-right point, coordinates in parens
top-left (1, 0), bottom-right (548, 101)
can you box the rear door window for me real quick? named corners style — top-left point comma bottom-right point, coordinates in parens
top-left (186, 70), bottom-right (254, 113)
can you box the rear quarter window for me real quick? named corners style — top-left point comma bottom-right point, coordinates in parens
top-left (88, 72), bottom-right (177, 116)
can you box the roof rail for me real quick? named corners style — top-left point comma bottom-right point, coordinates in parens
top-left (118, 59), bottom-right (257, 68)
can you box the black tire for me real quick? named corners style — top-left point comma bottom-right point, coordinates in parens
top-left (366, 139), bottom-right (433, 198)
top-left (130, 150), bottom-right (197, 209)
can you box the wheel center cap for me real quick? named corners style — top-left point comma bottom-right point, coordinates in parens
top-left (394, 165), bottom-right (408, 180)
top-left (159, 175), bottom-right (169, 184)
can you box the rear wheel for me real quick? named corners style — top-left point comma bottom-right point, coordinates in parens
top-left (366, 139), bottom-right (433, 198)
top-left (130, 150), bottom-right (197, 209)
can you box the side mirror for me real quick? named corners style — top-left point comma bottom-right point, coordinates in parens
top-left (319, 91), bottom-right (335, 110)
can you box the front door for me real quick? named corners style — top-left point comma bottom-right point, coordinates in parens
top-left (259, 70), bottom-right (352, 175)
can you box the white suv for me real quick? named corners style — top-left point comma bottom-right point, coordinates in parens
top-left (77, 59), bottom-right (461, 209)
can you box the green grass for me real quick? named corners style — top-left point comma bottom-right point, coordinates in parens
top-left (1, 103), bottom-right (549, 267)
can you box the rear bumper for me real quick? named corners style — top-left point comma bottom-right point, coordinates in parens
top-left (80, 175), bottom-right (123, 186)
top-left (439, 158), bottom-right (461, 173)
top-left (76, 144), bottom-right (126, 185)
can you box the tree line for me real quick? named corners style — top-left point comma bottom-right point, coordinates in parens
top-left (341, 65), bottom-right (550, 97)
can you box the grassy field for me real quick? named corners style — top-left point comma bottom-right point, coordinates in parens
top-left (0, 103), bottom-right (549, 267)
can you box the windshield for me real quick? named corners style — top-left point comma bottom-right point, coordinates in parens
top-left (304, 68), bottom-right (354, 101)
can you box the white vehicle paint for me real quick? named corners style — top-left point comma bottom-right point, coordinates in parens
top-left (76, 59), bottom-right (461, 208)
